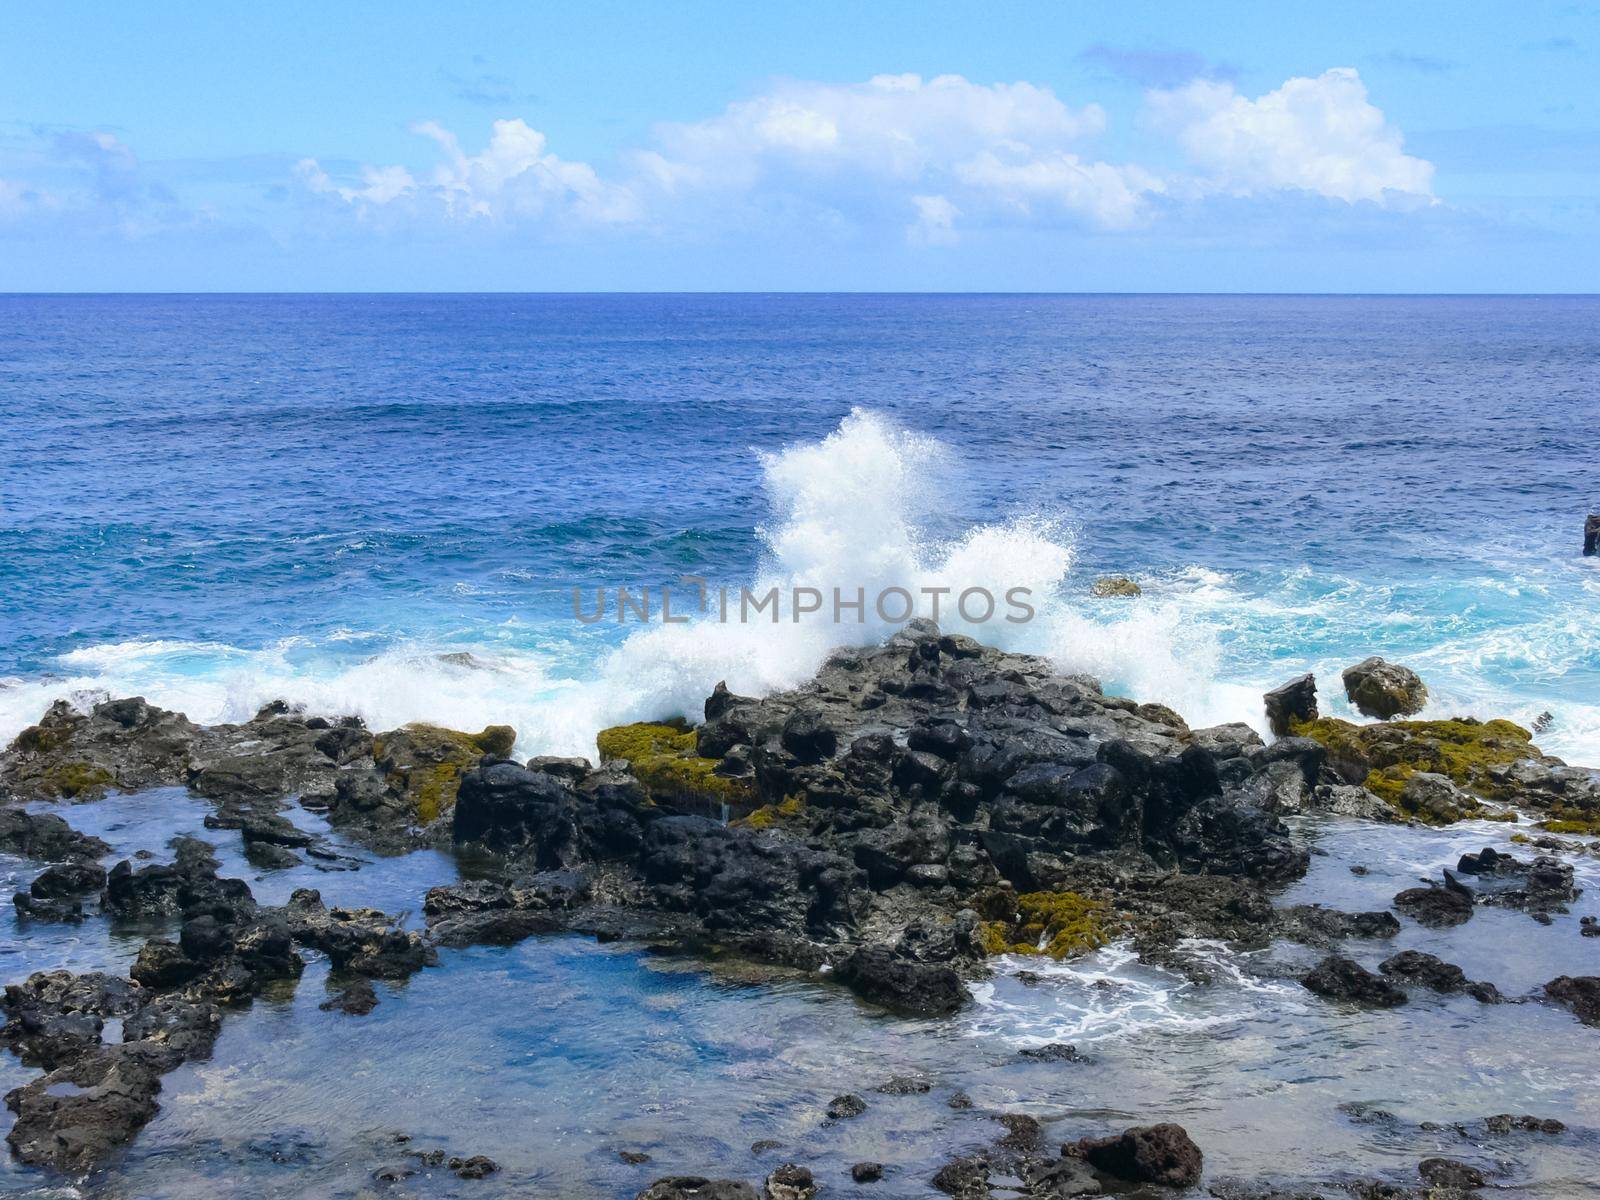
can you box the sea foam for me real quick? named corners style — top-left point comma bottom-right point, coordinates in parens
top-left (4, 409), bottom-right (1597, 766)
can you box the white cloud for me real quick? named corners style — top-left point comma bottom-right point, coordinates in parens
top-left (0, 130), bottom-right (187, 234)
top-left (909, 194), bottom-right (960, 245)
top-left (1147, 68), bottom-right (1435, 204)
top-left (288, 69), bottom-right (1439, 244)
top-left (295, 159), bottom-right (416, 206)
top-left (954, 152), bottom-right (1163, 230)
top-left (297, 118), bottom-right (640, 226)
top-left (647, 73), bottom-right (1107, 184)
top-left (636, 73), bottom-right (1152, 237)
top-left (0, 178), bottom-right (35, 219)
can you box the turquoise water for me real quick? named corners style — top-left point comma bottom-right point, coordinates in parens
top-left (3, 295), bottom-right (1600, 1195)
top-left (3, 294), bottom-right (1596, 765)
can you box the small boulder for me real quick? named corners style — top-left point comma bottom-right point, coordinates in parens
top-left (826, 1093), bottom-right (867, 1120)
top-left (764, 1163), bottom-right (816, 1200)
top-left (1394, 883), bottom-right (1474, 928)
top-left (638, 1179), bottom-right (759, 1200)
top-left (1067, 1122), bottom-right (1203, 1188)
top-left (1379, 950), bottom-right (1498, 1001)
top-left (1264, 675), bottom-right (1317, 737)
top-left (832, 945), bottom-right (969, 1016)
top-left (1418, 1158), bottom-right (1485, 1190)
top-left (1091, 576), bottom-right (1141, 598)
top-left (851, 1162), bottom-right (884, 1183)
top-left (1342, 657), bottom-right (1428, 719)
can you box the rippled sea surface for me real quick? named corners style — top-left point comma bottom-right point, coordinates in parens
top-left (2, 296), bottom-right (1599, 1196)
top-left (2, 295), bottom-right (1597, 760)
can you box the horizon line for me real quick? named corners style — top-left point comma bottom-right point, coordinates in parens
top-left (3, 290), bottom-right (1600, 299)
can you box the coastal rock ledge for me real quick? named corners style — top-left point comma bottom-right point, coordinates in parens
top-left (5, 620), bottom-right (1597, 1185)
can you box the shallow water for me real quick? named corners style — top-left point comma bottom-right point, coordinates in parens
top-left (3, 295), bottom-right (1600, 1194)
top-left (2, 795), bottom-right (1598, 1197)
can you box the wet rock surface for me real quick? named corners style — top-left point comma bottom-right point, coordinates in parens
top-left (1342, 658), bottom-right (1428, 720)
top-left (0, 825), bottom-right (429, 1170)
top-left (3, 625), bottom-right (1599, 1191)
top-left (1542, 974), bottom-right (1600, 1026)
top-left (1301, 955), bottom-right (1409, 1008)
top-left (1066, 1122), bottom-right (1204, 1188)
top-left (1378, 950), bottom-right (1500, 1003)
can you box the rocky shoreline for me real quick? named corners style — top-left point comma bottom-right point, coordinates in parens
top-left (2, 621), bottom-right (1597, 1196)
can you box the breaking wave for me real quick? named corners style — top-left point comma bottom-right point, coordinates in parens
top-left (3, 409), bottom-right (1596, 765)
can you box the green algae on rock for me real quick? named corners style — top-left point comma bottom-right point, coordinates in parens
top-left (1091, 576), bottom-right (1142, 598)
top-left (1341, 656), bottom-right (1428, 720)
top-left (372, 723), bottom-right (516, 824)
top-left (1290, 715), bottom-right (1536, 823)
top-left (595, 721), bottom-right (754, 807)
top-left (732, 794), bottom-right (807, 830)
top-left (980, 891), bottom-right (1118, 959)
top-left (37, 761), bottom-right (117, 800)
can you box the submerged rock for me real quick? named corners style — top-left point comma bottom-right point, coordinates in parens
top-left (1301, 955), bottom-right (1408, 1008)
top-left (450, 1154), bottom-right (499, 1179)
top-left (1418, 1157), bottom-right (1485, 1190)
top-left (1543, 975), bottom-right (1600, 1026)
top-left (1482, 1113), bottom-right (1565, 1135)
top-left (319, 978), bottom-right (379, 1015)
top-left (1394, 883), bottom-right (1474, 928)
top-left (1379, 950), bottom-right (1500, 1002)
top-left (638, 1178), bottom-right (760, 1200)
top-left (1342, 658), bottom-right (1428, 720)
top-left (1018, 1042), bottom-right (1083, 1063)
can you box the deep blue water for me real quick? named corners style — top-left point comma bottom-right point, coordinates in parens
top-left (2, 294), bottom-right (1597, 761)
top-left (4, 296), bottom-right (1600, 1199)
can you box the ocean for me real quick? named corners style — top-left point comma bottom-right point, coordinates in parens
top-left (4, 294), bottom-right (1600, 1197)
top-left (3, 293), bottom-right (1597, 764)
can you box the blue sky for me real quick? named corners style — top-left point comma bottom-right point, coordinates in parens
top-left (2, 1), bottom-right (1597, 290)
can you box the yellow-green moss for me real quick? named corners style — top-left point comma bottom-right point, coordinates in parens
top-left (39, 761), bottom-right (114, 799)
top-left (978, 920), bottom-right (1014, 956)
top-left (732, 794), bottom-right (806, 830)
top-left (1293, 715), bottom-right (1536, 823)
top-left (981, 891), bottom-right (1118, 960)
top-left (373, 722), bottom-right (514, 824)
top-left (595, 722), bottom-right (754, 805)
top-left (1091, 576), bottom-right (1142, 598)
top-left (1539, 816), bottom-right (1600, 835)
top-left (13, 724), bottom-right (67, 754)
